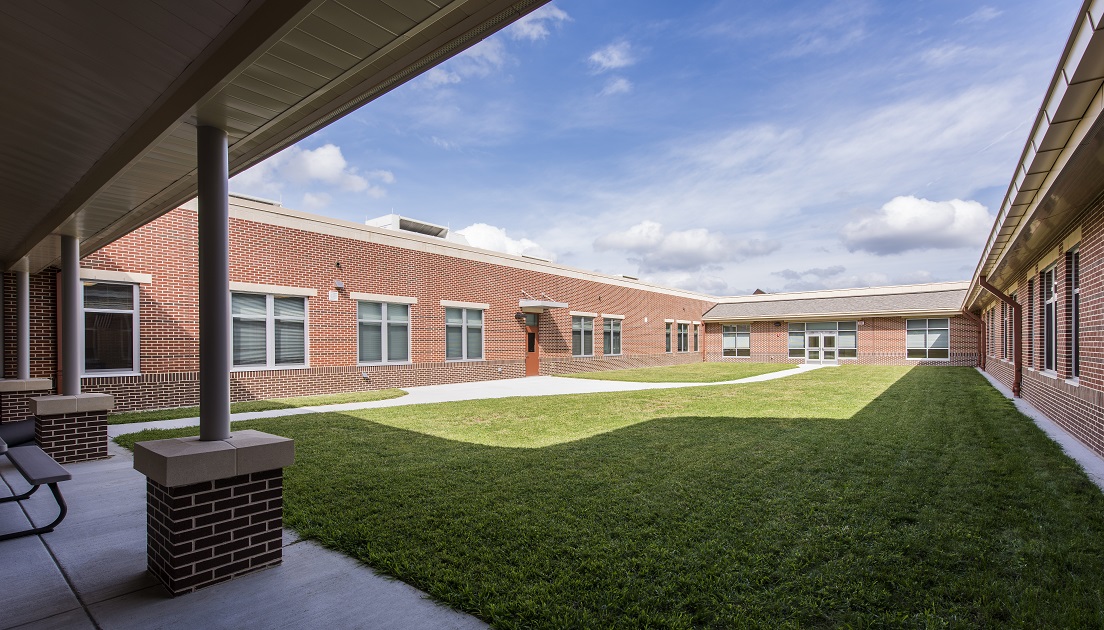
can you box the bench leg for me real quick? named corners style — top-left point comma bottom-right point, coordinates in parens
top-left (0, 483), bottom-right (68, 541)
top-left (0, 483), bottom-right (40, 504)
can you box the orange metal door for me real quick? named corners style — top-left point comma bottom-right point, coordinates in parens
top-left (525, 326), bottom-right (539, 376)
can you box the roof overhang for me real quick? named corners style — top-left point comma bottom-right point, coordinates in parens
top-left (2, 0), bottom-right (548, 272)
top-left (967, 0), bottom-right (1104, 310)
top-left (519, 299), bottom-right (568, 313)
top-left (702, 309), bottom-right (964, 324)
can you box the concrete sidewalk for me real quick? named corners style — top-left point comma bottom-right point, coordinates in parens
top-left (0, 442), bottom-right (487, 630)
top-left (110, 364), bottom-right (823, 437)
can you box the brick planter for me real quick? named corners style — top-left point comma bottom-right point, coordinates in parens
top-left (30, 393), bottom-right (112, 463)
top-left (134, 430), bottom-right (294, 596)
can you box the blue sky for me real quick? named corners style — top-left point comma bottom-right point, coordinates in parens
top-left (231, 0), bottom-right (1081, 295)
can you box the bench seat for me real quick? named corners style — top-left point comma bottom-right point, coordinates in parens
top-left (0, 445), bottom-right (71, 541)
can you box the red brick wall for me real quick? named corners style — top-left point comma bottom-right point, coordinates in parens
top-left (64, 207), bottom-right (714, 411)
top-left (981, 196), bottom-right (1104, 456)
top-left (704, 316), bottom-right (978, 366)
top-left (1, 271), bottom-right (59, 381)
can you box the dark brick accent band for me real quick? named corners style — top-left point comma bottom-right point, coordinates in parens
top-left (34, 411), bottom-right (107, 463)
top-left (146, 469), bottom-right (284, 596)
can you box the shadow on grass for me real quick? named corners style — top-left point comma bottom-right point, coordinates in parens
top-left (116, 367), bottom-right (1104, 626)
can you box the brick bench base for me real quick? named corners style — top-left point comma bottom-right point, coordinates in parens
top-left (146, 470), bottom-right (284, 595)
top-left (30, 393), bottom-right (113, 464)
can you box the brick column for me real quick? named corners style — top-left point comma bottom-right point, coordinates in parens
top-left (0, 378), bottom-right (53, 423)
top-left (30, 392), bottom-right (112, 463)
top-left (134, 430), bottom-right (294, 596)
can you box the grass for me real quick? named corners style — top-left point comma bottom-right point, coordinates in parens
top-left (115, 366), bottom-right (1104, 627)
top-left (107, 389), bottom-right (406, 425)
top-left (559, 361), bottom-right (795, 383)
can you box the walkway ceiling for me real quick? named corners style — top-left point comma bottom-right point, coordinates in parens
top-left (0, 0), bottom-right (546, 272)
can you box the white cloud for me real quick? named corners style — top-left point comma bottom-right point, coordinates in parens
top-left (507, 4), bottom-right (571, 41)
top-left (302, 192), bottom-right (331, 210)
top-left (840, 196), bottom-right (993, 255)
top-left (230, 143), bottom-right (393, 201)
top-left (599, 76), bottom-right (633, 96)
top-left (417, 38), bottom-right (509, 89)
top-left (589, 41), bottom-right (636, 72)
top-left (594, 220), bottom-right (779, 272)
top-left (457, 223), bottom-right (555, 260)
top-left (958, 6), bottom-right (1002, 25)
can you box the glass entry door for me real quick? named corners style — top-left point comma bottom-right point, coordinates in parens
top-left (806, 332), bottom-right (838, 364)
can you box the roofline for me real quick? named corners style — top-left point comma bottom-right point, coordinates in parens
top-left (967, 0), bottom-right (1100, 309)
top-left (203, 197), bottom-right (719, 302)
top-left (712, 281), bottom-right (970, 305)
top-left (702, 308), bottom-right (965, 323)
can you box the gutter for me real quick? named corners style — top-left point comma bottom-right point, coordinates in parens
top-left (977, 276), bottom-right (1022, 396)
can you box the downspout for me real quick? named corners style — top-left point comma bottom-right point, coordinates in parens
top-left (978, 275), bottom-right (1021, 396)
top-left (960, 309), bottom-right (984, 370)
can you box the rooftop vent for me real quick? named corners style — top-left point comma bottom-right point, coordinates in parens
top-left (229, 192), bottom-right (282, 207)
top-left (366, 213), bottom-right (469, 245)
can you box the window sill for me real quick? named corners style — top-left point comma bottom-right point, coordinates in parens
top-left (1038, 370), bottom-right (1058, 380)
top-left (358, 361), bottom-right (412, 367)
top-left (82, 371), bottom-right (141, 378)
top-left (232, 365), bottom-right (310, 373)
top-left (445, 358), bottom-right (485, 363)
top-left (1065, 377), bottom-right (1081, 387)
top-left (572, 354), bottom-right (595, 358)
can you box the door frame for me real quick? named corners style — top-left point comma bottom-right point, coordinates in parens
top-left (806, 331), bottom-right (838, 365)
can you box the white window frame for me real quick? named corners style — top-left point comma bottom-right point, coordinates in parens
top-left (231, 292), bottom-right (309, 371)
top-left (603, 318), bottom-right (622, 356)
top-left (82, 281), bottom-right (140, 376)
top-left (446, 307), bottom-right (484, 361)
top-left (357, 301), bottom-right (411, 365)
top-left (1043, 265), bottom-right (1057, 373)
top-left (905, 318), bottom-right (950, 361)
top-left (1071, 247), bottom-right (1080, 379)
top-left (573, 315), bottom-right (594, 357)
top-left (677, 323), bottom-right (690, 353)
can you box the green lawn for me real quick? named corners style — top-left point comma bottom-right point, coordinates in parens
top-left (107, 389), bottom-right (406, 425)
top-left (560, 361), bottom-right (795, 383)
top-left (115, 366), bottom-right (1104, 627)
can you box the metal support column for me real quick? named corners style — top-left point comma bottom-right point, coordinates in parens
top-left (197, 125), bottom-right (231, 441)
top-left (18, 270), bottom-right (31, 381)
top-left (60, 237), bottom-right (81, 395)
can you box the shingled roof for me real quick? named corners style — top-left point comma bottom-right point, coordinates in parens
top-left (703, 282), bottom-right (968, 321)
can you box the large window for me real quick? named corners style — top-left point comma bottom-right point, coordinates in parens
top-left (358, 302), bottom-right (409, 363)
top-left (232, 293), bottom-right (307, 368)
top-left (1071, 248), bottom-right (1080, 378)
top-left (723, 325), bottom-right (750, 357)
top-left (788, 323), bottom-right (805, 357)
top-left (906, 318), bottom-right (949, 360)
top-left (1043, 266), bottom-right (1056, 372)
top-left (83, 282), bottom-right (138, 373)
top-left (837, 321), bottom-right (857, 358)
top-left (1000, 301), bottom-right (1008, 360)
top-left (665, 323), bottom-right (672, 353)
top-left (446, 308), bottom-right (483, 360)
top-left (1027, 279), bottom-right (1034, 368)
top-left (677, 323), bottom-right (690, 352)
top-left (603, 319), bottom-right (621, 355)
top-left (693, 324), bottom-right (699, 352)
top-left (573, 316), bottom-right (594, 356)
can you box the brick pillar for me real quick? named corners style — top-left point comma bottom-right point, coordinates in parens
top-left (145, 469), bottom-right (284, 595)
top-left (30, 392), bottom-right (112, 463)
top-left (0, 378), bottom-right (53, 423)
top-left (134, 430), bottom-right (294, 596)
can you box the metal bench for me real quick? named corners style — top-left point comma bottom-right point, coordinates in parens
top-left (0, 438), bottom-right (72, 541)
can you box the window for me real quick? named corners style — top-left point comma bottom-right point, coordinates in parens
top-left (788, 322), bottom-right (806, 357)
top-left (693, 324), bottom-right (699, 352)
top-left (603, 319), bottom-right (621, 355)
top-left (837, 321), bottom-right (857, 358)
top-left (572, 316), bottom-right (594, 356)
top-left (723, 325), bottom-right (750, 357)
top-left (1043, 266), bottom-right (1056, 372)
top-left (906, 318), bottom-right (949, 360)
top-left (83, 282), bottom-right (138, 373)
top-left (665, 323), bottom-right (672, 353)
top-left (1027, 279), bottom-right (1034, 368)
top-left (677, 323), bottom-right (690, 352)
top-left (1008, 293), bottom-right (1017, 360)
top-left (446, 308), bottom-right (483, 360)
top-left (232, 293), bottom-right (307, 368)
top-left (1071, 248), bottom-right (1080, 378)
top-left (358, 302), bottom-right (409, 363)
top-left (1000, 301), bottom-right (1007, 360)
